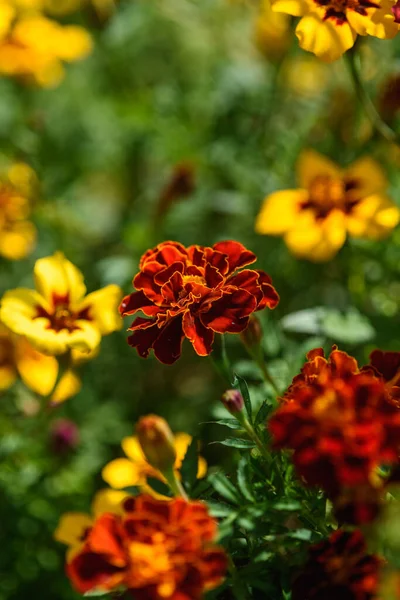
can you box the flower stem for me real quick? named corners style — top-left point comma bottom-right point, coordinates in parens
top-left (164, 467), bottom-right (189, 501)
top-left (345, 47), bottom-right (399, 144)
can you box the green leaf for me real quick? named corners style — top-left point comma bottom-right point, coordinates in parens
top-left (214, 438), bottom-right (256, 449)
top-left (254, 401), bottom-right (271, 427)
top-left (180, 436), bottom-right (198, 490)
top-left (237, 457), bottom-right (255, 502)
top-left (84, 590), bottom-right (110, 597)
top-left (208, 472), bottom-right (241, 504)
top-left (322, 308), bottom-right (375, 345)
top-left (233, 373), bottom-right (252, 421)
top-left (146, 478), bottom-right (171, 497)
top-left (207, 501), bottom-right (234, 517)
top-left (272, 500), bottom-right (302, 511)
top-left (202, 419), bottom-right (243, 430)
top-left (287, 529), bottom-right (312, 541)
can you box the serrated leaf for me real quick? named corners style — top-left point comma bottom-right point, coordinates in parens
top-left (209, 472), bottom-right (241, 504)
top-left (215, 438), bottom-right (256, 449)
top-left (207, 501), bottom-right (234, 517)
top-left (254, 401), bottom-right (271, 426)
top-left (237, 457), bottom-right (255, 502)
top-left (180, 436), bottom-right (198, 490)
top-left (202, 419), bottom-right (243, 430)
top-left (146, 477), bottom-right (171, 497)
top-left (233, 373), bottom-right (252, 421)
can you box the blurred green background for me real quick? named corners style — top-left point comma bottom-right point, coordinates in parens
top-left (1, 0), bottom-right (400, 597)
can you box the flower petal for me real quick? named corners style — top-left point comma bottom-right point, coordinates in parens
top-left (79, 285), bottom-right (122, 335)
top-left (91, 489), bottom-right (129, 518)
top-left (343, 157), bottom-right (388, 196)
top-left (346, 194), bottom-right (400, 239)
top-left (54, 512), bottom-right (93, 547)
top-left (0, 364), bottom-right (17, 391)
top-left (0, 221), bottom-right (36, 260)
top-left (285, 210), bottom-right (347, 261)
top-left (182, 312), bottom-right (214, 357)
top-left (201, 289), bottom-right (257, 333)
top-left (347, 2), bottom-right (398, 38)
top-left (295, 14), bottom-right (356, 62)
top-left (271, 0), bottom-right (309, 16)
top-left (152, 316), bottom-right (185, 365)
top-left (34, 252), bottom-right (86, 308)
top-left (212, 241), bottom-right (256, 273)
top-left (14, 336), bottom-right (58, 396)
top-left (297, 149), bottom-right (341, 189)
top-left (102, 458), bottom-right (144, 489)
top-left (127, 317), bottom-right (161, 359)
top-left (255, 190), bottom-right (307, 235)
top-left (51, 369), bottom-right (81, 405)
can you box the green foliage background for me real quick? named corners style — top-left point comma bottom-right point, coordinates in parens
top-left (1, 0), bottom-right (400, 598)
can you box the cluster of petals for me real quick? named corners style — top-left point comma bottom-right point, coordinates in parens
top-left (256, 150), bottom-right (400, 262)
top-left (271, 0), bottom-right (399, 62)
top-left (0, 252), bottom-right (122, 357)
top-left (269, 346), bottom-right (400, 494)
top-left (120, 240), bottom-right (279, 364)
top-left (0, 0), bottom-right (92, 86)
top-left (0, 161), bottom-right (37, 260)
top-left (292, 530), bottom-right (382, 600)
top-left (66, 494), bottom-right (227, 600)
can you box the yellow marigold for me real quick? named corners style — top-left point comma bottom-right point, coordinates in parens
top-left (0, 252), bottom-right (122, 356)
top-left (0, 13), bottom-right (92, 86)
top-left (255, 0), bottom-right (291, 61)
top-left (102, 432), bottom-right (207, 499)
top-left (54, 489), bottom-right (129, 561)
top-left (255, 149), bottom-right (400, 261)
top-left (0, 161), bottom-right (37, 260)
top-left (271, 0), bottom-right (399, 62)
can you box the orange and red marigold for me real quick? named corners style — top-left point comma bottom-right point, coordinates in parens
top-left (269, 347), bottom-right (400, 494)
top-left (120, 240), bottom-right (279, 364)
top-left (66, 494), bottom-right (227, 599)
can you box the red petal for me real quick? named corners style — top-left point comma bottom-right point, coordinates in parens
top-left (155, 242), bottom-right (188, 266)
top-left (201, 289), bottom-right (257, 333)
top-left (182, 311), bottom-right (214, 356)
top-left (127, 318), bottom-right (160, 358)
top-left (67, 551), bottom-right (125, 594)
top-left (154, 261), bottom-right (185, 286)
top-left (88, 515), bottom-right (126, 565)
top-left (152, 315), bottom-right (185, 364)
top-left (255, 270), bottom-right (280, 310)
top-left (161, 271), bottom-right (184, 303)
top-left (213, 241), bottom-right (256, 274)
top-left (368, 350), bottom-right (400, 382)
top-left (119, 291), bottom-right (159, 316)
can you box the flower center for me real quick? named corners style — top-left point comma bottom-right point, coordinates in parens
top-left (302, 175), bottom-right (361, 219)
top-left (314, 0), bottom-right (379, 23)
top-left (35, 294), bottom-right (92, 332)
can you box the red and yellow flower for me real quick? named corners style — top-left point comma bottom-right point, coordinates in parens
top-left (269, 347), bottom-right (400, 494)
top-left (66, 494), bottom-right (227, 599)
top-left (0, 252), bottom-right (122, 356)
top-left (292, 530), bottom-right (382, 600)
top-left (120, 240), bottom-right (279, 364)
top-left (0, 161), bottom-right (37, 260)
top-left (271, 0), bottom-right (399, 62)
top-left (256, 150), bottom-right (400, 261)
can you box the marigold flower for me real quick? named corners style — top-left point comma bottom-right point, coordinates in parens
top-left (0, 321), bottom-right (81, 403)
top-left (0, 252), bottom-right (122, 356)
top-left (66, 494), bottom-right (227, 599)
top-left (102, 430), bottom-right (207, 499)
top-left (292, 530), bottom-right (382, 600)
top-left (269, 347), bottom-right (400, 494)
top-left (54, 489), bottom-right (129, 561)
top-left (364, 349), bottom-right (400, 406)
top-left (271, 0), bottom-right (399, 62)
top-left (0, 161), bottom-right (37, 260)
top-left (256, 150), bottom-right (400, 261)
top-left (120, 240), bottom-right (279, 364)
top-left (136, 415), bottom-right (177, 474)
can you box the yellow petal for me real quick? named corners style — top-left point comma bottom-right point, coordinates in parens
top-left (297, 149), bottom-right (341, 189)
top-left (343, 156), bottom-right (388, 196)
top-left (0, 288), bottom-right (46, 337)
top-left (0, 4), bottom-right (15, 40)
top-left (71, 344), bottom-right (100, 365)
top-left (255, 190), bottom-right (307, 235)
top-left (271, 0), bottom-right (309, 16)
top-left (34, 252), bottom-right (86, 308)
top-left (7, 162), bottom-right (37, 196)
top-left (346, 194), bottom-right (400, 239)
top-left (296, 13), bottom-right (356, 62)
top-left (102, 458), bottom-right (144, 489)
top-left (14, 336), bottom-right (58, 396)
top-left (0, 364), bottom-right (17, 391)
top-left (0, 221), bottom-right (36, 260)
top-left (54, 26), bottom-right (93, 62)
top-left (285, 210), bottom-right (347, 261)
top-left (54, 512), bottom-right (92, 547)
top-left (173, 432), bottom-right (192, 467)
top-left (197, 456), bottom-right (208, 479)
top-left (66, 320), bottom-right (101, 353)
top-left (347, 2), bottom-right (398, 39)
top-left (78, 285), bottom-right (122, 336)
top-left (51, 369), bottom-right (81, 404)
top-left (91, 489), bottom-right (129, 517)
top-left (121, 436), bottom-right (146, 462)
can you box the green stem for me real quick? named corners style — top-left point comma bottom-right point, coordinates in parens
top-left (345, 48), bottom-right (399, 144)
top-left (164, 467), bottom-right (189, 501)
top-left (242, 339), bottom-right (280, 396)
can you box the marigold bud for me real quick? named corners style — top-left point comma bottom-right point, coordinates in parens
top-left (50, 418), bottom-right (80, 454)
top-left (136, 415), bottom-right (176, 473)
top-left (240, 315), bottom-right (263, 349)
top-left (221, 390), bottom-right (244, 415)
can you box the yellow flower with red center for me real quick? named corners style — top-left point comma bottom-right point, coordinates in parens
top-left (0, 161), bottom-right (37, 260)
top-left (54, 489), bottom-right (129, 561)
top-left (102, 432), bottom-right (207, 499)
top-left (271, 0), bottom-right (399, 61)
top-left (256, 150), bottom-right (400, 261)
top-left (0, 252), bottom-right (122, 356)
top-left (0, 2), bottom-right (92, 87)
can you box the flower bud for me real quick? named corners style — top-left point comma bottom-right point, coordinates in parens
top-left (221, 390), bottom-right (244, 415)
top-left (50, 418), bottom-right (80, 454)
top-left (240, 315), bottom-right (262, 349)
top-left (136, 415), bottom-right (176, 473)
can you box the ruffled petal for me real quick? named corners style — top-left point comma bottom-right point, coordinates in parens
top-left (152, 316), bottom-right (185, 365)
top-left (295, 14), bottom-right (356, 62)
top-left (212, 241), bottom-right (256, 274)
top-left (182, 312), bottom-right (214, 357)
top-left (127, 318), bottom-right (161, 359)
top-left (201, 289), bottom-right (257, 333)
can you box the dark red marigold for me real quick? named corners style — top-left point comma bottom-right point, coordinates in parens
top-left (120, 240), bottom-right (279, 364)
top-left (67, 494), bottom-right (227, 599)
top-left (364, 349), bottom-right (400, 407)
top-left (269, 347), bottom-right (400, 494)
top-left (292, 530), bottom-right (382, 600)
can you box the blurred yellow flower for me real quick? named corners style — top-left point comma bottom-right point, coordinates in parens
top-left (256, 150), bottom-right (400, 262)
top-left (102, 433), bottom-right (207, 499)
top-left (0, 162), bottom-right (37, 260)
top-left (271, 0), bottom-right (399, 62)
top-left (0, 321), bottom-right (82, 403)
top-left (0, 252), bottom-right (122, 356)
top-left (54, 489), bottom-right (129, 560)
top-left (0, 13), bottom-right (92, 86)
top-left (254, 0), bottom-right (291, 61)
